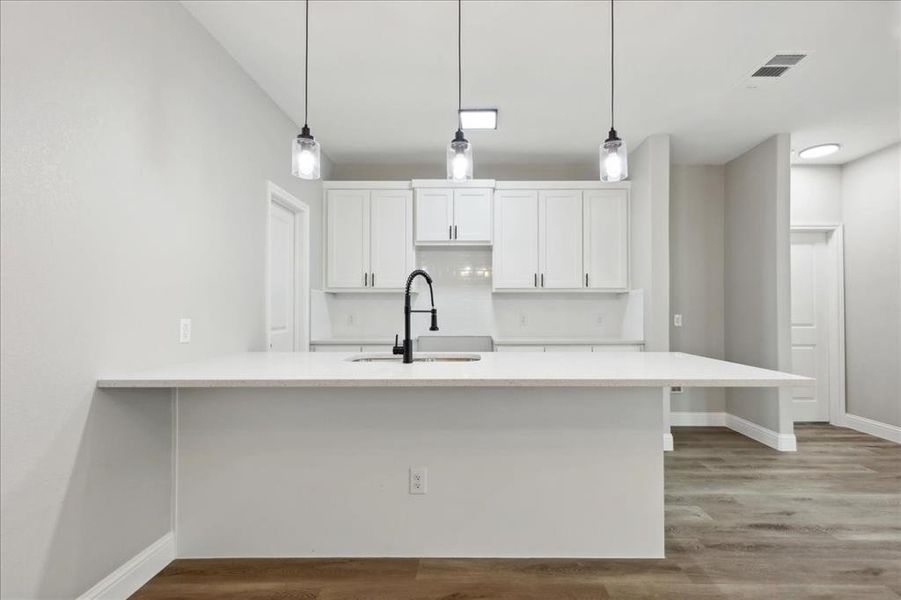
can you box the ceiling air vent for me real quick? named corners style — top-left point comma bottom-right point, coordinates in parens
top-left (751, 66), bottom-right (789, 78)
top-left (766, 54), bottom-right (806, 66)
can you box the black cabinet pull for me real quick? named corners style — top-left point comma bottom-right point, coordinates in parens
top-left (371, 272), bottom-right (375, 287)
top-left (534, 273), bottom-right (537, 287)
top-left (541, 273), bottom-right (544, 287)
top-left (449, 225), bottom-right (452, 239)
top-left (454, 225), bottom-right (458, 239)
top-left (585, 273), bottom-right (589, 287)
top-left (364, 272), bottom-right (368, 287)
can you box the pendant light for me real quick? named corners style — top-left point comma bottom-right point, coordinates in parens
top-left (446, 0), bottom-right (473, 181)
top-left (292, 0), bottom-right (321, 180)
top-left (599, 0), bottom-right (627, 182)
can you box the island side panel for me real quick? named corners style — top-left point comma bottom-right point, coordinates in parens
top-left (175, 386), bottom-right (664, 558)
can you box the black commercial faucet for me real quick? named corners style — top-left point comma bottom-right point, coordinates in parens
top-left (392, 269), bottom-right (439, 363)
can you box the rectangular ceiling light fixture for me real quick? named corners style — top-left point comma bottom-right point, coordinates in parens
top-left (460, 109), bottom-right (498, 130)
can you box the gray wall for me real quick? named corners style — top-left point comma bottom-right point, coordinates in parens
top-left (332, 161), bottom-right (597, 181)
top-left (723, 135), bottom-right (793, 433)
top-left (629, 135), bottom-right (671, 353)
top-left (841, 144), bottom-right (901, 427)
top-left (669, 166), bottom-right (726, 412)
top-left (0, 2), bottom-right (325, 597)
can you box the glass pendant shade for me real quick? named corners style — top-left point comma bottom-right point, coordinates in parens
top-left (292, 129), bottom-right (320, 180)
top-left (447, 130), bottom-right (473, 181)
top-left (599, 130), bottom-right (628, 182)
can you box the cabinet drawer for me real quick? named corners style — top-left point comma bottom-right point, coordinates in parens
top-left (592, 344), bottom-right (643, 352)
top-left (360, 345), bottom-right (393, 353)
top-left (544, 345), bottom-right (592, 352)
top-left (495, 345), bottom-right (544, 352)
top-left (311, 344), bottom-right (362, 352)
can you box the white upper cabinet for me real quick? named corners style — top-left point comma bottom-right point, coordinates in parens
top-left (326, 190), bottom-right (370, 289)
top-left (369, 190), bottom-right (413, 289)
top-left (492, 184), bottom-right (629, 292)
top-left (493, 190), bottom-right (539, 289)
top-left (415, 188), bottom-right (492, 245)
top-left (325, 187), bottom-right (412, 291)
top-left (452, 189), bottom-right (492, 242)
top-left (415, 189), bottom-right (454, 242)
top-left (583, 189), bottom-right (629, 291)
top-left (539, 191), bottom-right (583, 289)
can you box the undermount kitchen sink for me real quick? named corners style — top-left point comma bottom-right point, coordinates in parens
top-left (348, 353), bottom-right (481, 363)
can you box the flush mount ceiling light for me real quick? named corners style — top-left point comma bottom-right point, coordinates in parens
top-left (599, 0), bottom-right (627, 182)
top-left (798, 143), bottom-right (841, 159)
top-left (292, 0), bottom-right (321, 180)
top-left (459, 109), bottom-right (498, 130)
top-left (446, 0), bottom-right (473, 181)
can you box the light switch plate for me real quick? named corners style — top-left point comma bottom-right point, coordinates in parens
top-left (179, 318), bottom-right (192, 343)
top-left (673, 314), bottom-right (683, 327)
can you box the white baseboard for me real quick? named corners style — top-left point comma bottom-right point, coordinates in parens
top-left (843, 413), bottom-right (901, 444)
top-left (725, 414), bottom-right (797, 452)
top-left (77, 532), bottom-right (174, 600)
top-left (670, 411), bottom-right (726, 427)
top-left (663, 433), bottom-right (673, 452)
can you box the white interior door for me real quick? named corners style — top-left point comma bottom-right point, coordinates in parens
top-left (370, 190), bottom-right (412, 288)
top-left (493, 190), bottom-right (539, 289)
top-left (415, 189), bottom-right (453, 242)
top-left (269, 201), bottom-right (296, 351)
top-left (539, 190), bottom-right (583, 288)
top-left (583, 189), bottom-right (629, 290)
top-left (327, 190), bottom-right (370, 288)
top-left (790, 231), bottom-right (830, 422)
top-left (453, 189), bottom-right (492, 242)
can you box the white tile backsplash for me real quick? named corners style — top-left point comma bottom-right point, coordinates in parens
top-left (315, 249), bottom-right (642, 341)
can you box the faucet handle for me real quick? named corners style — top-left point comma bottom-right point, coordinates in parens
top-left (392, 334), bottom-right (403, 355)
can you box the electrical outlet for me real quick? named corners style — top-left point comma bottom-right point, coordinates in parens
top-left (346, 313), bottom-right (355, 326)
top-left (409, 467), bottom-right (427, 495)
top-left (596, 314), bottom-right (605, 326)
top-left (673, 314), bottom-right (683, 327)
top-left (519, 313), bottom-right (528, 327)
top-left (179, 318), bottom-right (192, 343)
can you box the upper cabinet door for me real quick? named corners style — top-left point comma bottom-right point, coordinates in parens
top-left (493, 190), bottom-right (539, 289)
top-left (539, 191), bottom-right (583, 289)
top-left (326, 190), bottom-right (370, 289)
top-left (583, 189), bottom-right (629, 290)
top-left (369, 190), bottom-right (412, 289)
top-left (453, 189), bottom-right (492, 243)
top-left (415, 189), bottom-right (454, 242)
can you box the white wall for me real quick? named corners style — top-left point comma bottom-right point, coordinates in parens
top-left (723, 135), bottom-right (793, 434)
top-left (841, 144), bottom-right (901, 427)
top-left (790, 165), bottom-right (842, 225)
top-left (0, 2), bottom-right (327, 597)
top-left (669, 166), bottom-right (726, 412)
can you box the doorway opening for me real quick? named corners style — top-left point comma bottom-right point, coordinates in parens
top-left (266, 182), bottom-right (310, 352)
top-left (789, 225), bottom-right (846, 424)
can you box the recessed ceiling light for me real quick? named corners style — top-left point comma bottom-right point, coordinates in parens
top-left (459, 109), bottom-right (497, 130)
top-left (798, 143), bottom-right (841, 159)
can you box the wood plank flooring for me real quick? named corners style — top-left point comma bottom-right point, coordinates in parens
top-left (131, 425), bottom-right (901, 599)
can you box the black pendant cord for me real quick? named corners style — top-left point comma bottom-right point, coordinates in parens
top-left (609, 0), bottom-right (615, 131)
top-left (457, 0), bottom-right (462, 131)
top-left (304, 0), bottom-right (310, 129)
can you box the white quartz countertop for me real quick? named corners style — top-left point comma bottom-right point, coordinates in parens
top-left (97, 352), bottom-right (812, 389)
top-left (493, 338), bottom-right (644, 345)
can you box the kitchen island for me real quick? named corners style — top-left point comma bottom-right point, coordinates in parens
top-left (98, 351), bottom-right (810, 559)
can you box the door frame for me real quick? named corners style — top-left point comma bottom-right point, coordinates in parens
top-left (266, 181), bottom-right (311, 352)
top-left (790, 224), bottom-right (846, 426)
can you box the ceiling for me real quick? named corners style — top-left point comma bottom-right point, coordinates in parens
top-left (183, 0), bottom-right (900, 167)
